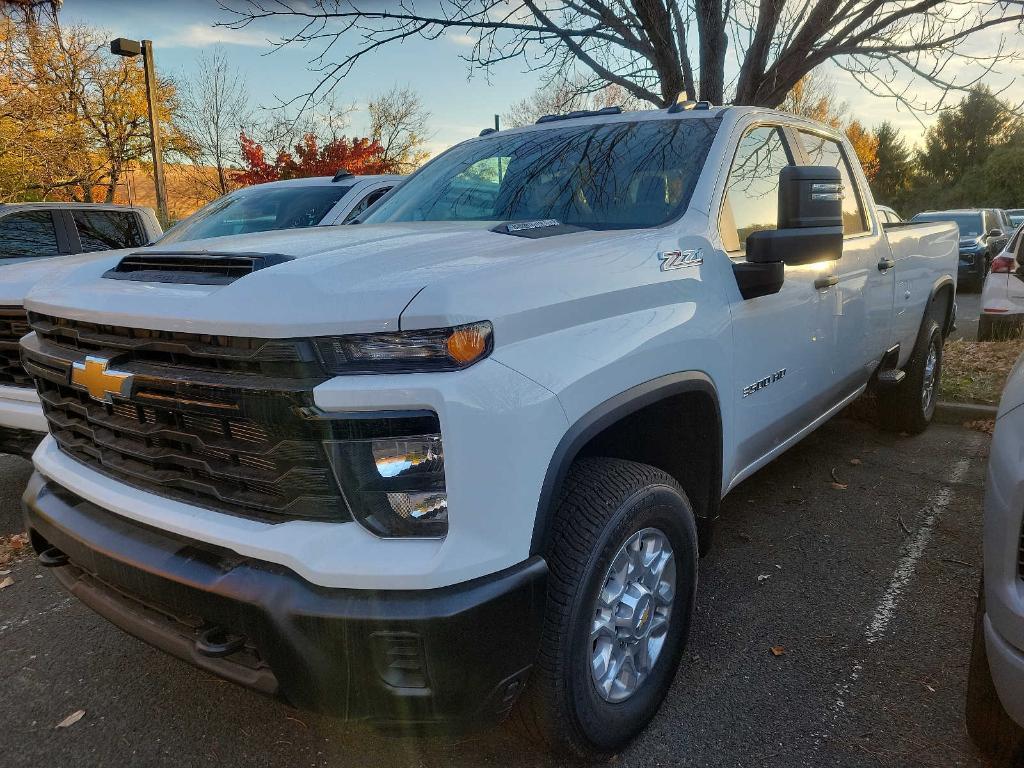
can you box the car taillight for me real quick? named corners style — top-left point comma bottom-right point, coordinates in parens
top-left (992, 255), bottom-right (1016, 273)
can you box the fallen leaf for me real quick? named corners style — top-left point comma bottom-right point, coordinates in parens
top-left (770, 646), bottom-right (786, 657)
top-left (831, 482), bottom-right (848, 490)
top-left (849, 458), bottom-right (862, 466)
top-left (964, 419), bottom-right (995, 435)
top-left (757, 573), bottom-right (771, 582)
top-left (0, 576), bottom-right (12, 589)
top-left (55, 709), bottom-right (85, 729)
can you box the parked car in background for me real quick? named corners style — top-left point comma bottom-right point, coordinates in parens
top-left (979, 226), bottom-right (1024, 340)
top-left (19, 104), bottom-right (957, 757)
top-left (0, 203), bottom-right (161, 456)
top-left (911, 208), bottom-right (1010, 289)
top-left (995, 209), bottom-right (1016, 237)
top-left (967, 350), bottom-right (1024, 764)
top-left (1008, 209), bottom-right (1024, 231)
top-left (877, 205), bottom-right (903, 223)
top-left (0, 202), bottom-right (160, 262)
top-left (155, 172), bottom-right (402, 246)
top-left (0, 176), bottom-right (402, 459)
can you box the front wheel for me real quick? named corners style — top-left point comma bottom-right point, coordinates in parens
top-left (877, 318), bottom-right (942, 434)
top-left (513, 457), bottom-right (698, 758)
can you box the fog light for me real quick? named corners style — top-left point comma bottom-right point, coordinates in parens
top-left (325, 430), bottom-right (447, 538)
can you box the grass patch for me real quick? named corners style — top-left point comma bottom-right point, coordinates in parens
top-left (940, 337), bottom-right (1024, 405)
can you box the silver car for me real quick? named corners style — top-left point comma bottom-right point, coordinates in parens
top-left (968, 351), bottom-right (1024, 762)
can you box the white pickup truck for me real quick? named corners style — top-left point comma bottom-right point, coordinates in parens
top-left (19, 105), bottom-right (957, 757)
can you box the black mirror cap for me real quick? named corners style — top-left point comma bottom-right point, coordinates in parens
top-left (779, 165), bottom-right (843, 230)
top-left (989, 229), bottom-right (1004, 238)
top-left (746, 226), bottom-right (843, 266)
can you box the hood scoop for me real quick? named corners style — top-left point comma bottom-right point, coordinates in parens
top-left (103, 251), bottom-right (294, 285)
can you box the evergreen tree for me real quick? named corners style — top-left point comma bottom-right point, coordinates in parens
top-left (871, 122), bottom-right (912, 212)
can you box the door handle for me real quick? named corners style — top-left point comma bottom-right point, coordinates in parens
top-left (878, 258), bottom-right (896, 272)
top-left (814, 275), bottom-right (839, 290)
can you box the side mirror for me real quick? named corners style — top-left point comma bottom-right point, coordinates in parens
top-left (988, 228), bottom-right (1004, 239)
top-left (733, 165), bottom-right (844, 300)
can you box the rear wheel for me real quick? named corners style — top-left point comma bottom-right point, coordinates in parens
top-left (877, 318), bottom-right (942, 434)
top-left (514, 457), bottom-right (698, 758)
top-left (966, 578), bottom-right (1024, 764)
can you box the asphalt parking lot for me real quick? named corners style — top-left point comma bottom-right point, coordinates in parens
top-left (0, 416), bottom-right (991, 767)
top-left (952, 290), bottom-right (981, 341)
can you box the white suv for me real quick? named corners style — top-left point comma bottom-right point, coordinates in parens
top-left (980, 226), bottom-right (1024, 340)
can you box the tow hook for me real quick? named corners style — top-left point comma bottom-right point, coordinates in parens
top-left (38, 547), bottom-right (69, 567)
top-left (196, 626), bottom-right (247, 658)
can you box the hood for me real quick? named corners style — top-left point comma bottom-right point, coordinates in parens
top-left (0, 251), bottom-right (121, 307)
top-left (959, 236), bottom-right (984, 248)
top-left (24, 221), bottom-right (630, 337)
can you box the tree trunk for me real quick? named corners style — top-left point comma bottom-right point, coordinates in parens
top-left (694, 0), bottom-right (727, 104)
top-left (217, 162), bottom-right (228, 195)
top-left (105, 166), bottom-right (118, 203)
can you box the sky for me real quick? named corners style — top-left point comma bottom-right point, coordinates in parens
top-left (61, 0), bottom-right (1024, 157)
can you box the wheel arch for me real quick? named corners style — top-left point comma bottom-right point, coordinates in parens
top-left (530, 371), bottom-right (723, 556)
top-left (929, 275), bottom-right (956, 338)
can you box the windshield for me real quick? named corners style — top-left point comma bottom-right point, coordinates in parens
top-left (1009, 210), bottom-right (1024, 228)
top-left (157, 184), bottom-right (351, 245)
top-left (911, 211), bottom-right (983, 237)
top-left (363, 119), bottom-right (719, 230)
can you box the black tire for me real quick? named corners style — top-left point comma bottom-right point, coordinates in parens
top-left (966, 578), bottom-right (1024, 763)
top-left (513, 457), bottom-right (699, 758)
top-left (877, 318), bottom-right (942, 434)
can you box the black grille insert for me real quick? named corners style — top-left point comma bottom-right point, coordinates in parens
top-left (22, 315), bottom-right (353, 524)
top-left (0, 306), bottom-right (30, 387)
top-left (103, 251), bottom-right (293, 285)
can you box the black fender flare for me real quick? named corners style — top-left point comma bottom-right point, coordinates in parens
top-left (927, 275), bottom-right (956, 337)
top-left (529, 371), bottom-right (722, 555)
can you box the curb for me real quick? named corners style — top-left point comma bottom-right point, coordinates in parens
top-left (934, 400), bottom-right (998, 425)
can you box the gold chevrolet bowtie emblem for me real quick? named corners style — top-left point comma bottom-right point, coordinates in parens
top-left (70, 356), bottom-right (133, 403)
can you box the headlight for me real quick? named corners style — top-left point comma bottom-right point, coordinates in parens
top-left (325, 415), bottom-right (448, 538)
top-left (314, 321), bottom-right (492, 374)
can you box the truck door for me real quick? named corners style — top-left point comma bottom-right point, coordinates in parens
top-left (796, 131), bottom-right (894, 389)
top-left (721, 125), bottom-right (838, 483)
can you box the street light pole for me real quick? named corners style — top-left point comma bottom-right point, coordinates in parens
top-left (110, 37), bottom-right (168, 225)
top-left (141, 40), bottom-right (168, 226)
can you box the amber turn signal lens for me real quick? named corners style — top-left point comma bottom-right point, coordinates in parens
top-left (447, 325), bottom-right (489, 364)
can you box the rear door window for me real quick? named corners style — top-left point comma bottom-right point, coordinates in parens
top-left (72, 210), bottom-right (146, 252)
top-left (342, 186), bottom-right (393, 223)
top-left (0, 210), bottom-right (60, 258)
top-left (798, 132), bottom-right (868, 235)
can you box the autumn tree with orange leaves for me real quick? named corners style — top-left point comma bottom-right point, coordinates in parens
top-left (232, 131), bottom-right (392, 185)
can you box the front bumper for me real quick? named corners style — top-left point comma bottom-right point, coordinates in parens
top-left (0, 384), bottom-right (45, 457)
top-left (959, 253), bottom-right (985, 281)
top-left (985, 614), bottom-right (1024, 726)
top-left (23, 473), bottom-right (547, 727)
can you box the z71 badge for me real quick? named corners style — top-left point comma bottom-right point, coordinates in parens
top-left (659, 249), bottom-right (703, 271)
top-left (743, 368), bottom-right (787, 398)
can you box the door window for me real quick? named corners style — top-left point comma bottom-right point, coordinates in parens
top-left (718, 126), bottom-right (792, 253)
top-left (342, 186), bottom-right (393, 223)
top-left (798, 132), bottom-right (868, 235)
top-left (72, 210), bottom-right (146, 252)
top-left (0, 211), bottom-right (60, 258)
